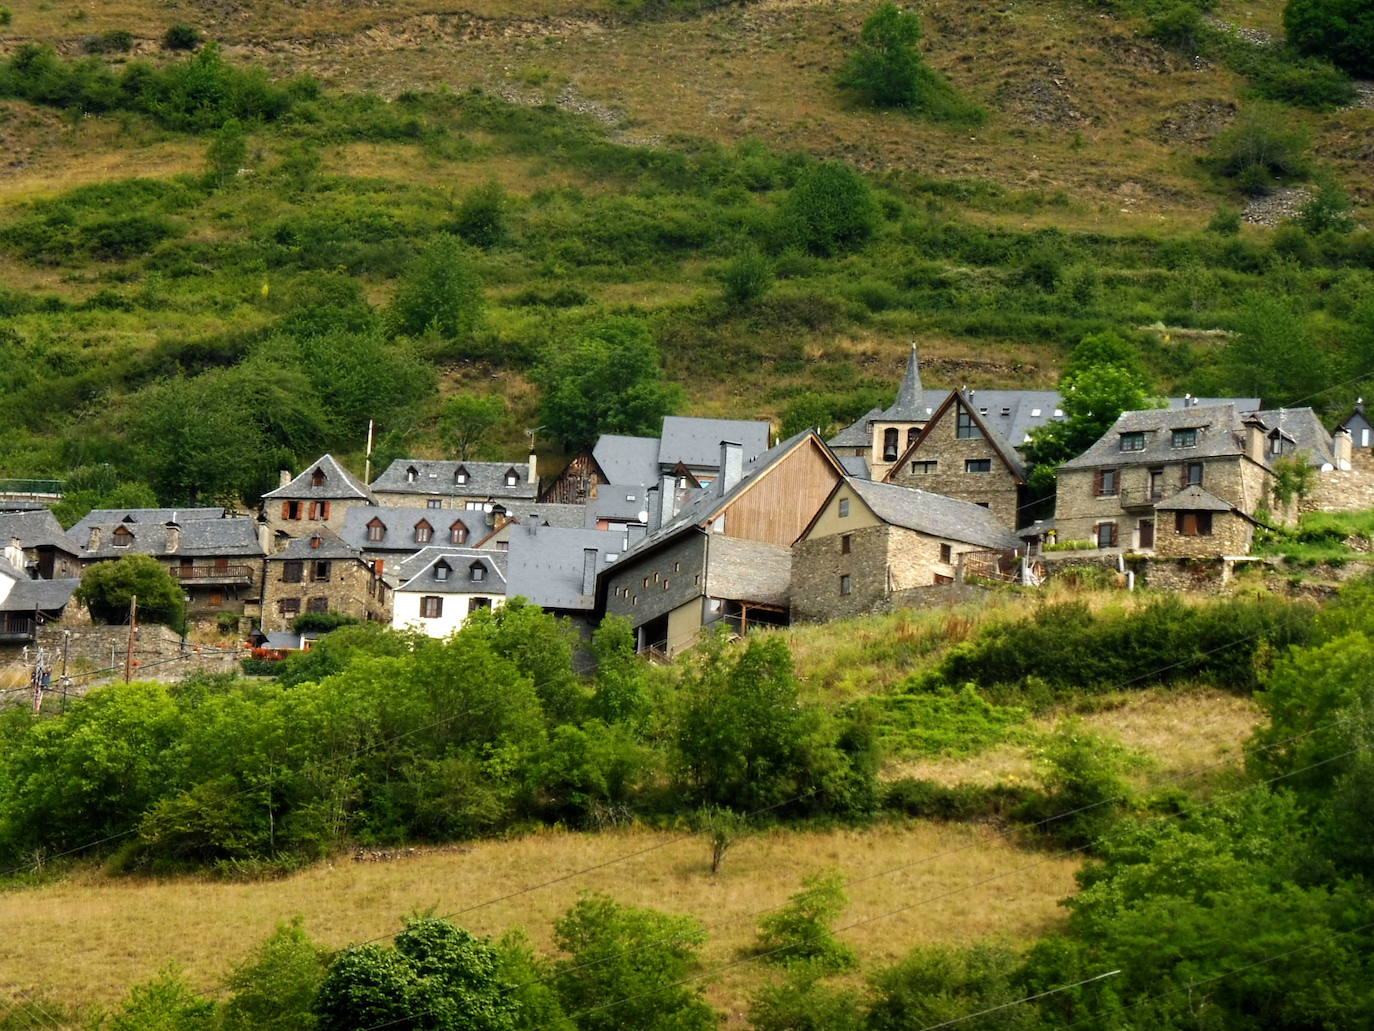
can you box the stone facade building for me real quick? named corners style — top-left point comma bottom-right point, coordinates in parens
top-left (261, 528), bottom-right (390, 632)
top-left (792, 478), bottom-right (1022, 622)
top-left (1152, 486), bottom-right (1259, 558)
top-left (370, 457), bottom-right (538, 515)
top-left (261, 455), bottom-right (377, 544)
top-left (883, 390), bottom-right (1026, 529)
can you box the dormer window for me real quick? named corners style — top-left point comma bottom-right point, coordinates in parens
top-left (1172, 428), bottom-right (1198, 449)
top-left (1119, 432), bottom-right (1145, 452)
top-left (366, 517), bottom-right (386, 542)
top-left (504, 468), bottom-right (519, 487)
top-left (414, 520), bottom-right (433, 544)
top-left (434, 561), bottom-right (450, 582)
top-left (112, 526), bottom-right (133, 548)
top-left (311, 468), bottom-right (326, 487)
top-left (454, 466), bottom-right (469, 486)
top-left (490, 504), bottom-right (507, 524)
top-left (1268, 432), bottom-right (1284, 456)
top-left (406, 465), bottom-right (418, 483)
top-left (469, 561), bottom-right (486, 583)
top-left (450, 521), bottom-right (468, 545)
top-left (956, 406), bottom-right (982, 440)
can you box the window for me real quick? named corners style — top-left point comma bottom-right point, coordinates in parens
top-left (311, 468), bottom-right (325, 487)
top-left (1172, 428), bottom-right (1198, 449)
top-left (939, 543), bottom-right (952, 563)
top-left (1149, 468), bottom-right (1164, 500)
top-left (883, 428), bottom-right (899, 461)
top-left (1119, 431), bottom-right (1145, 452)
top-left (907, 427), bottom-right (919, 447)
top-left (465, 501), bottom-right (483, 511)
top-left (674, 561), bottom-right (680, 572)
top-left (1095, 522), bottom-right (1118, 548)
top-left (1269, 433), bottom-right (1284, 456)
top-left (112, 526), bottom-right (133, 548)
top-left (283, 561), bottom-right (303, 583)
top-left (838, 498), bottom-right (850, 518)
top-left (434, 561), bottom-right (450, 582)
top-left (283, 501), bottom-right (302, 520)
top-left (504, 469), bottom-right (519, 487)
top-left (663, 580), bottom-right (670, 591)
top-left (1095, 469), bottom-right (1119, 496)
top-left (414, 520), bottom-right (433, 544)
top-left (307, 596), bottom-right (328, 614)
top-left (278, 597), bottom-right (300, 616)
top-left (469, 597), bottom-right (492, 614)
top-left (975, 502), bottom-right (990, 509)
top-left (366, 518), bottom-right (385, 542)
top-left (406, 466), bottom-right (418, 483)
top-left (450, 522), bottom-right (468, 545)
top-left (312, 561), bottom-right (330, 582)
top-left (840, 574), bottom-right (852, 596)
top-left (420, 595), bottom-right (443, 618)
top-left (454, 467), bottom-right (469, 485)
top-left (470, 562), bottom-right (486, 583)
top-left (934, 573), bottom-right (954, 585)
top-left (841, 534), bottom-right (852, 555)
top-left (1175, 511), bottom-right (1213, 536)
top-left (307, 500), bottom-right (330, 520)
top-left (427, 499), bottom-right (442, 509)
top-left (956, 406), bottom-right (982, 439)
top-left (1183, 462), bottom-right (1204, 487)
top-left (965, 459), bottom-right (992, 473)
top-left (911, 461), bottom-right (937, 475)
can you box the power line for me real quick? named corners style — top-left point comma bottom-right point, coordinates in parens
top-left (913, 969), bottom-right (1122, 1031)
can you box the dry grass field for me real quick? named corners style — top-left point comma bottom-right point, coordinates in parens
top-left (0, 822), bottom-right (1081, 1026)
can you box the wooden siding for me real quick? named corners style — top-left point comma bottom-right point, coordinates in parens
top-left (540, 450), bottom-right (606, 504)
top-left (721, 438), bottom-right (844, 545)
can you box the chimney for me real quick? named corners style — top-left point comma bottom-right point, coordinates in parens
top-left (718, 440), bottom-right (743, 496)
top-left (527, 513), bottom-right (539, 536)
top-left (528, 452), bottom-right (538, 488)
top-left (1334, 427), bottom-right (1353, 470)
top-left (626, 523), bottom-right (647, 545)
top-left (279, 469), bottom-right (292, 488)
top-left (310, 534), bottom-right (322, 549)
top-left (659, 473), bottom-right (678, 527)
top-left (581, 547), bottom-right (599, 598)
top-left (88, 526), bottom-right (101, 551)
top-left (164, 521), bottom-right (181, 554)
top-left (4, 538), bottom-right (24, 571)
top-left (1243, 416), bottom-right (1267, 464)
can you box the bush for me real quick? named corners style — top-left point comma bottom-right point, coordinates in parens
top-left (713, 245), bottom-right (774, 306)
top-left (452, 178), bottom-right (508, 248)
top-left (75, 553), bottom-right (186, 630)
top-left (1296, 179), bottom-right (1356, 234)
top-left (1211, 105), bottom-right (1310, 195)
top-left (881, 778), bottom-right (1035, 821)
top-left (755, 871), bottom-right (856, 972)
top-left (162, 24), bottom-right (202, 51)
top-left (1149, 3), bottom-right (1206, 51)
top-left (1284, 0), bottom-right (1374, 77)
top-left (1015, 720), bottom-right (1131, 848)
top-left (81, 30), bottom-right (135, 55)
top-left (291, 611), bottom-right (360, 633)
top-left (778, 161), bottom-right (878, 257)
top-left (387, 234), bottom-right (483, 338)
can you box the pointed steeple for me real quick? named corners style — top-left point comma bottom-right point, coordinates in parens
top-left (883, 343), bottom-right (925, 420)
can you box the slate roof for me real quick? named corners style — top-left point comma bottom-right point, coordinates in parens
top-left (837, 455), bottom-right (871, 479)
top-left (264, 455), bottom-right (375, 501)
top-left (396, 548), bottom-right (508, 596)
top-left (79, 517), bottom-right (263, 560)
top-left (890, 390), bottom-right (1028, 484)
top-left (879, 345), bottom-right (928, 421)
top-left (1154, 485), bottom-right (1234, 512)
top-left (659, 417), bottom-right (771, 470)
top-left (1059, 405), bottom-right (1247, 471)
top-left (504, 525), bottom-right (628, 611)
top-left (0, 510), bottom-right (79, 551)
top-left (339, 506), bottom-right (482, 553)
top-left (2, 577), bottom-right (80, 613)
top-left (271, 527), bottom-right (364, 561)
top-left (370, 459), bottom-right (537, 501)
top-left (585, 487), bottom-right (652, 525)
top-left (509, 504), bottom-right (590, 530)
top-left (70, 507), bottom-right (225, 538)
top-left (1252, 408), bottom-right (1336, 467)
top-left (828, 408), bottom-right (882, 448)
top-left (257, 631), bottom-right (320, 651)
top-left (592, 435), bottom-right (662, 487)
top-left (846, 479), bottom-right (1023, 551)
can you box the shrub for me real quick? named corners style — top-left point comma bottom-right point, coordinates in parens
top-left (0, 8), bottom-right (11, 28)
top-left (1211, 105), bottom-right (1310, 196)
top-left (452, 178), bottom-right (508, 248)
top-left (81, 30), bottom-right (135, 55)
top-left (754, 871), bottom-right (856, 972)
top-left (713, 245), bottom-right (774, 306)
top-left (1207, 205), bottom-right (1242, 235)
top-left (1284, 0), bottom-right (1374, 77)
top-left (1296, 179), bottom-right (1356, 234)
top-left (291, 611), bottom-right (360, 633)
top-left (387, 234), bottom-right (484, 339)
top-left (778, 161), bottom-right (878, 257)
top-left (162, 25), bottom-right (202, 51)
top-left (1016, 720), bottom-right (1131, 848)
top-left (1149, 3), bottom-right (1206, 52)
top-left (75, 553), bottom-right (186, 630)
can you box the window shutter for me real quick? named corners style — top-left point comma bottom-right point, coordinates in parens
top-left (321, 501), bottom-right (331, 520)
top-left (1109, 523), bottom-right (1118, 547)
top-left (1179, 465), bottom-right (1189, 488)
top-left (1092, 470), bottom-right (1103, 495)
top-left (281, 502), bottom-right (290, 519)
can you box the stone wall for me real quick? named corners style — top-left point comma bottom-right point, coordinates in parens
top-left (604, 531), bottom-right (708, 628)
top-left (1301, 464), bottom-right (1374, 515)
top-left (261, 555), bottom-right (391, 632)
top-left (888, 410), bottom-right (1020, 528)
top-left (1153, 510), bottom-right (1254, 558)
top-left (261, 497), bottom-right (374, 545)
top-left (792, 524), bottom-right (891, 622)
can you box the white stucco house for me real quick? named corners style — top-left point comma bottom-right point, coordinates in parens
top-left (390, 547), bottom-right (507, 637)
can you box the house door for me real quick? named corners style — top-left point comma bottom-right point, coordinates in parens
top-left (1138, 519), bottom-right (1155, 549)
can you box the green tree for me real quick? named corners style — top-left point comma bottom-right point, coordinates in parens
top-left (754, 871), bottom-right (856, 972)
top-left (867, 945), bottom-right (1033, 1031)
top-left (222, 917), bottom-right (328, 1031)
top-left (713, 246), bottom-right (773, 307)
top-left (1218, 294), bottom-right (1331, 408)
top-left (205, 117), bottom-right (247, 187)
top-left (537, 316), bottom-right (682, 450)
top-left (439, 392), bottom-right (508, 460)
top-left (453, 179), bottom-right (509, 248)
top-left (109, 969), bottom-right (216, 1031)
top-left (388, 235), bottom-right (484, 339)
top-left (551, 894), bottom-right (715, 1031)
top-left (778, 162), bottom-right (877, 257)
top-left (315, 918), bottom-right (516, 1031)
top-left (1285, 0), bottom-right (1374, 77)
top-left (76, 553), bottom-right (186, 630)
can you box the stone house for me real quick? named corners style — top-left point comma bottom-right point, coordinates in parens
top-left (261, 528), bottom-right (390, 632)
top-left (370, 457), bottom-right (538, 517)
top-left (261, 455), bottom-right (377, 543)
top-left (0, 547), bottom-right (79, 646)
top-left (1052, 404), bottom-right (1334, 552)
top-left (76, 511), bottom-right (265, 624)
top-left (1152, 485), bottom-right (1262, 558)
top-left (792, 478), bottom-right (1022, 622)
top-left (0, 509), bottom-right (82, 580)
top-left (883, 390), bottom-right (1027, 529)
top-left (1335, 402), bottom-right (1374, 453)
top-left (391, 547), bottom-right (507, 637)
top-left (339, 504), bottom-right (487, 570)
top-left (600, 430), bottom-right (846, 656)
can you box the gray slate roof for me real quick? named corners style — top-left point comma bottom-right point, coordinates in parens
top-left (828, 408), bottom-right (882, 448)
top-left (837, 455), bottom-right (871, 479)
top-left (592, 435), bottom-right (662, 487)
top-left (1155, 485), bottom-right (1234, 512)
top-left (396, 548), bottom-right (508, 596)
top-left (659, 416), bottom-right (771, 470)
top-left (263, 455), bottom-right (375, 502)
top-left (1059, 404), bottom-right (1247, 471)
top-left (0, 510), bottom-right (79, 551)
top-left (585, 487), bottom-right (652, 525)
top-left (846, 478), bottom-right (1022, 550)
top-left (1252, 408), bottom-right (1336, 467)
top-left (78, 517), bottom-right (263, 560)
top-left (505, 524), bottom-right (628, 611)
top-left (508, 504), bottom-right (590, 530)
top-left (2, 577), bottom-right (80, 613)
top-left (70, 507), bottom-right (225, 538)
top-left (339, 506), bottom-right (482, 553)
top-left (880, 345), bottom-right (927, 421)
top-left (370, 459), bottom-right (537, 501)
top-left (271, 527), bottom-right (364, 561)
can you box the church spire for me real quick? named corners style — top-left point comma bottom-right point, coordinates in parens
top-left (885, 343), bottom-right (924, 419)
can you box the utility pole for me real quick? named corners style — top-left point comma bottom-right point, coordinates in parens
top-left (59, 629), bottom-right (70, 714)
top-left (364, 419), bottom-right (375, 484)
top-left (30, 645), bottom-right (47, 714)
top-left (124, 595), bottom-right (137, 682)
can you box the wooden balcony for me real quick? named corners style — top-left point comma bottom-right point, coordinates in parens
top-left (175, 564), bottom-right (255, 586)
